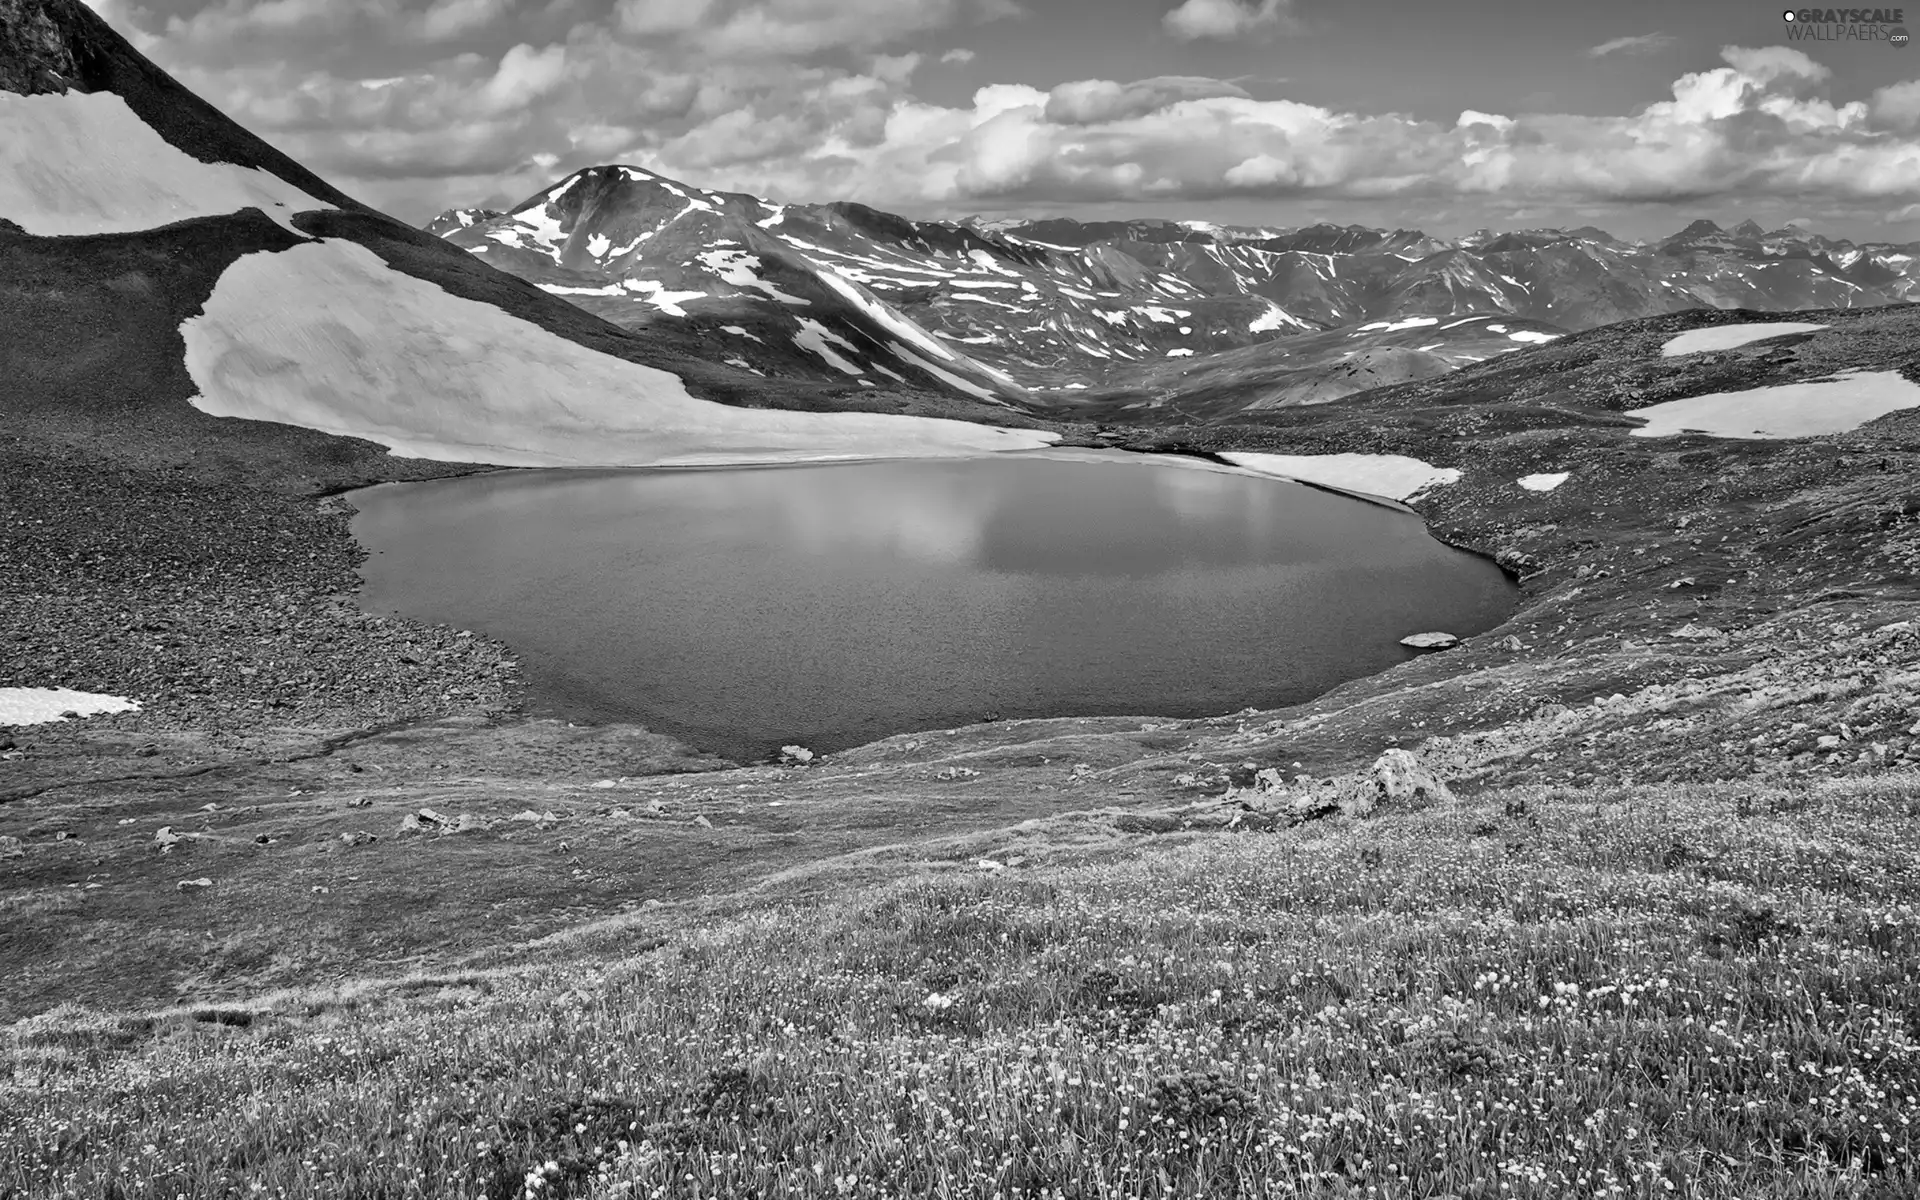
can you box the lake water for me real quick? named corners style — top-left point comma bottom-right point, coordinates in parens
top-left (350, 451), bottom-right (1514, 762)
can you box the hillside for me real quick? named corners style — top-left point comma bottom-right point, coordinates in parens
top-left (5, 1), bottom-right (1920, 1196)
top-left (428, 171), bottom-right (1920, 412)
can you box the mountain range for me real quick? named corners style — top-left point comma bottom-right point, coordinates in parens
top-left (426, 170), bottom-right (1920, 415)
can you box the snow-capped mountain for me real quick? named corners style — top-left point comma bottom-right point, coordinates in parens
top-left (0, 0), bottom-right (1053, 470)
top-left (430, 168), bottom-right (1920, 413)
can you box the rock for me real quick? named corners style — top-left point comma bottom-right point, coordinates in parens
top-left (0, 835), bottom-right (22, 859)
top-left (1113, 811), bottom-right (1183, 834)
top-left (1400, 632), bottom-right (1459, 650)
top-left (347, 797), bottom-right (372, 808)
top-left (590, 779), bottom-right (618, 789)
top-left (1498, 635), bottom-right (1525, 652)
top-left (1351, 748), bottom-right (1456, 816)
top-left (454, 814), bottom-right (488, 833)
top-left (339, 830), bottom-right (377, 846)
top-left (397, 813), bottom-right (430, 835)
top-left (510, 809), bottom-right (555, 824)
top-left (694, 815), bottom-right (714, 829)
top-left (153, 826), bottom-right (182, 852)
top-left (176, 877), bottom-right (213, 891)
top-left (1671, 623), bottom-right (1726, 641)
top-left (976, 858), bottom-right (1006, 871)
top-left (778, 744), bottom-right (815, 765)
top-left (934, 766), bottom-right (979, 781)
top-left (416, 808), bottom-right (446, 826)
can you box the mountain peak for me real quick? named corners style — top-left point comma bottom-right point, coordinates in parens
top-left (1668, 218), bottom-right (1725, 241)
top-left (1731, 218), bottom-right (1767, 239)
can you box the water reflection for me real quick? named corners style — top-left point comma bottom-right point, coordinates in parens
top-left (351, 451), bottom-right (1513, 762)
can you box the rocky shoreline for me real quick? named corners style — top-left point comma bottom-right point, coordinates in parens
top-left (0, 407), bottom-right (533, 784)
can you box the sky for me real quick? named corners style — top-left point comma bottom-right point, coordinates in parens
top-left (81, 0), bottom-right (1920, 242)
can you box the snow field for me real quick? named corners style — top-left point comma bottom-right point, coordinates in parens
top-left (1218, 452), bottom-right (1463, 501)
top-left (1628, 370), bottom-right (1920, 439)
top-left (180, 238), bottom-right (1057, 466)
top-left (0, 90), bottom-right (333, 236)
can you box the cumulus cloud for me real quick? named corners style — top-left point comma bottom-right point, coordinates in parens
top-left (1587, 32), bottom-right (1675, 58)
top-left (1871, 79), bottom-right (1920, 129)
top-left (99, 2), bottom-right (1920, 232)
top-left (629, 44), bottom-right (1920, 215)
top-left (1162, 0), bottom-right (1300, 42)
top-left (615, 0), bottom-right (716, 36)
top-left (1042, 76), bottom-right (1248, 124)
top-left (609, 0), bottom-right (1020, 58)
top-left (479, 43), bottom-right (569, 112)
top-left (412, 0), bottom-right (509, 41)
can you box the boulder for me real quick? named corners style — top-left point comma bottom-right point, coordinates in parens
top-left (1400, 632), bottom-right (1459, 650)
top-left (0, 835), bottom-right (22, 859)
top-left (176, 877), bottom-right (213, 891)
top-left (1671, 623), bottom-right (1726, 641)
top-left (1349, 748), bottom-right (1456, 816)
top-left (1225, 748), bottom-right (1455, 821)
top-left (152, 826), bottom-right (182, 852)
top-left (779, 744), bottom-right (816, 765)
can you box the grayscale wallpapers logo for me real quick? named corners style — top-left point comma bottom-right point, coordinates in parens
top-left (1783, 7), bottom-right (1910, 44)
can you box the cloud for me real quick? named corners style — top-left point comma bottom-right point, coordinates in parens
top-left (1871, 79), bottom-right (1920, 129)
top-left (1587, 32), bottom-right (1675, 58)
top-left (940, 47), bottom-right (975, 64)
top-left (628, 44), bottom-right (1918, 215)
top-left (111, 6), bottom-right (1920, 231)
top-left (1162, 0), bottom-right (1299, 42)
top-left (1042, 76), bottom-right (1248, 124)
top-left (615, 0), bottom-right (716, 36)
top-left (412, 0), bottom-right (509, 41)
top-left (478, 43), bottom-right (570, 112)
top-left (1887, 202), bottom-right (1920, 221)
top-left (610, 0), bottom-right (1020, 58)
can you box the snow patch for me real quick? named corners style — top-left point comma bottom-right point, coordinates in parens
top-left (792, 318), bottom-right (865, 375)
top-left (1220, 452), bottom-right (1463, 501)
top-left (697, 249), bottom-right (811, 305)
top-left (0, 687), bottom-right (141, 726)
top-left (623, 279), bottom-right (706, 316)
top-left (0, 90), bottom-right (334, 236)
top-left (586, 233), bottom-right (611, 257)
top-left (1518, 472), bottom-right (1570, 492)
top-left (1659, 322), bottom-right (1829, 356)
top-left (1507, 330), bottom-right (1559, 344)
top-left (1165, 348), bottom-right (1194, 357)
top-left (1356, 316), bottom-right (1441, 332)
top-left (968, 248), bottom-right (1021, 277)
top-left (538, 282), bottom-right (624, 296)
top-left (720, 324), bottom-right (764, 342)
top-left (1628, 370), bottom-right (1920, 440)
top-left (180, 238), bottom-right (1056, 466)
top-left (1249, 301), bottom-right (1308, 333)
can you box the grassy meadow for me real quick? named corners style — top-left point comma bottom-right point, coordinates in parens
top-left (5, 772), bottom-right (1919, 1199)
